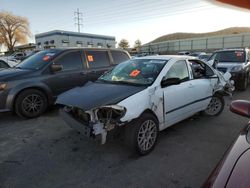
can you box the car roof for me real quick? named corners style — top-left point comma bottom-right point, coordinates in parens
top-left (51, 47), bottom-right (128, 52)
top-left (215, 48), bottom-right (247, 52)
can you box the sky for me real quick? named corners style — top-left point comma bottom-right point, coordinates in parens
top-left (1, 0), bottom-right (250, 47)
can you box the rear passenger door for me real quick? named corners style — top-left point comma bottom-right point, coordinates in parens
top-left (84, 50), bottom-right (112, 81)
top-left (45, 50), bottom-right (86, 95)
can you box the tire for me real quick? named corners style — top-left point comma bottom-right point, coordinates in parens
top-left (203, 94), bottom-right (224, 116)
top-left (15, 89), bottom-right (48, 118)
top-left (237, 75), bottom-right (248, 91)
top-left (124, 113), bottom-right (159, 155)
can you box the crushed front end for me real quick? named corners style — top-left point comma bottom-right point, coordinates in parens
top-left (60, 105), bottom-right (126, 144)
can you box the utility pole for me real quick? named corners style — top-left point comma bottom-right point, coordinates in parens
top-left (74, 8), bottom-right (83, 33)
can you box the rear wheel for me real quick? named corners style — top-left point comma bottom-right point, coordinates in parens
top-left (15, 89), bottom-right (48, 118)
top-left (124, 113), bottom-right (159, 155)
top-left (203, 94), bottom-right (224, 116)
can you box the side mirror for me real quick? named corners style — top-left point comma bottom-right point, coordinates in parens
top-left (230, 100), bottom-right (250, 118)
top-left (50, 64), bottom-right (63, 73)
top-left (161, 77), bottom-right (181, 88)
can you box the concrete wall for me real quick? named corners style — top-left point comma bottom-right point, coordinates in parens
top-left (141, 33), bottom-right (250, 54)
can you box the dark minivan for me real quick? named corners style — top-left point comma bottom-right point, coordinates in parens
top-left (0, 48), bottom-right (130, 118)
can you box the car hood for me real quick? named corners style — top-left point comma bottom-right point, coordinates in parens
top-left (0, 68), bottom-right (33, 81)
top-left (56, 82), bottom-right (147, 111)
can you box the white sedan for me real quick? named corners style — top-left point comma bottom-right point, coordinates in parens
top-left (57, 55), bottom-right (233, 155)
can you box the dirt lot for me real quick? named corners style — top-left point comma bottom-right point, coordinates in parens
top-left (0, 88), bottom-right (250, 188)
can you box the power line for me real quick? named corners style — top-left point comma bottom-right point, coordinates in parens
top-left (85, 0), bottom-right (202, 19)
top-left (85, 5), bottom-right (213, 26)
top-left (74, 8), bottom-right (83, 32)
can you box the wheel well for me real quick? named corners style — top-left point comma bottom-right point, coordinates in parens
top-left (13, 87), bottom-right (50, 110)
top-left (141, 109), bottom-right (159, 124)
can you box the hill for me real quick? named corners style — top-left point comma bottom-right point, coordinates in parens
top-left (150, 27), bottom-right (250, 43)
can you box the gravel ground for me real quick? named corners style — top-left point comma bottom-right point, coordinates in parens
top-left (0, 88), bottom-right (250, 188)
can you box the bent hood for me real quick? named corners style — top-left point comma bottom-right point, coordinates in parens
top-left (56, 82), bottom-right (146, 111)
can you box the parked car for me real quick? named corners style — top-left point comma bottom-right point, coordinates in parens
top-left (198, 54), bottom-right (211, 62)
top-left (0, 58), bottom-right (19, 68)
top-left (0, 51), bottom-right (26, 65)
top-left (57, 55), bottom-right (233, 155)
top-left (0, 48), bottom-right (130, 118)
top-left (178, 51), bottom-right (190, 55)
top-left (208, 48), bottom-right (250, 90)
top-left (203, 100), bottom-right (250, 188)
top-left (189, 52), bottom-right (206, 57)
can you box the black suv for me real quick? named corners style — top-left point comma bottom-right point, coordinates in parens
top-left (208, 48), bottom-right (250, 90)
top-left (0, 48), bottom-right (130, 118)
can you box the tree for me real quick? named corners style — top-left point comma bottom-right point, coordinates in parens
top-left (134, 39), bottom-right (142, 52)
top-left (118, 39), bottom-right (129, 49)
top-left (0, 11), bottom-right (31, 52)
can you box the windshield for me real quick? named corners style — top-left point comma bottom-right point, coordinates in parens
top-left (16, 50), bottom-right (61, 70)
top-left (210, 51), bottom-right (246, 63)
top-left (98, 59), bottom-right (167, 86)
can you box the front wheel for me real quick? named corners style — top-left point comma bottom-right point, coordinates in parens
top-left (15, 89), bottom-right (48, 118)
top-left (203, 94), bottom-right (224, 116)
top-left (124, 113), bottom-right (159, 155)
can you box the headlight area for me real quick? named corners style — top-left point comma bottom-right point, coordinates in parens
top-left (231, 65), bottom-right (243, 72)
top-left (62, 105), bottom-right (126, 145)
top-left (96, 106), bottom-right (126, 130)
top-left (0, 83), bottom-right (7, 91)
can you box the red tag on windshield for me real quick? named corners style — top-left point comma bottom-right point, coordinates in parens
top-left (130, 69), bottom-right (141, 77)
top-left (43, 56), bottom-right (50, 61)
top-left (235, 51), bottom-right (243, 57)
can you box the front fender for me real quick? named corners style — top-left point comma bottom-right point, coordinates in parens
top-left (6, 82), bottom-right (54, 110)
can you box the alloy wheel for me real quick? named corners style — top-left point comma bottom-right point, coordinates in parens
top-left (21, 94), bottom-right (44, 115)
top-left (205, 97), bottom-right (223, 116)
top-left (137, 120), bottom-right (157, 152)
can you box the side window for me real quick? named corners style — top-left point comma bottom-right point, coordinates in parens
top-left (85, 51), bottom-right (110, 68)
top-left (189, 60), bottom-right (214, 79)
top-left (111, 51), bottom-right (130, 64)
top-left (165, 60), bottom-right (189, 81)
top-left (55, 51), bottom-right (83, 71)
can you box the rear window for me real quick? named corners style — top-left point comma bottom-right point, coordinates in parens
top-left (210, 51), bottom-right (246, 63)
top-left (111, 51), bottom-right (130, 64)
top-left (85, 51), bottom-right (110, 68)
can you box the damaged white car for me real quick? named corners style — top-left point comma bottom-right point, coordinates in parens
top-left (56, 55), bottom-right (233, 155)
